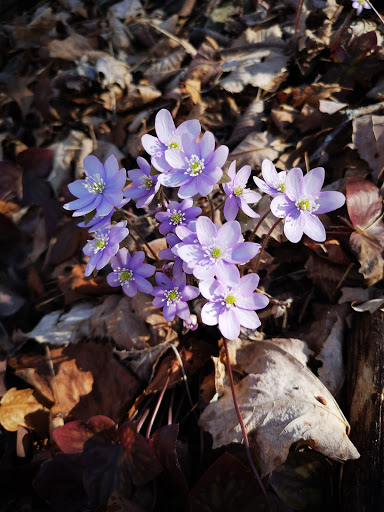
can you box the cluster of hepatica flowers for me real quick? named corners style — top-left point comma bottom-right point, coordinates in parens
top-left (64, 109), bottom-right (345, 340)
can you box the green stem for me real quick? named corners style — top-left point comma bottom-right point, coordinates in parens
top-left (252, 218), bottom-right (282, 274)
top-left (223, 338), bottom-right (270, 509)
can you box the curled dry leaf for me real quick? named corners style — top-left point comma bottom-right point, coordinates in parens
top-left (0, 387), bottom-right (47, 432)
top-left (199, 339), bottom-right (359, 476)
top-left (339, 286), bottom-right (384, 314)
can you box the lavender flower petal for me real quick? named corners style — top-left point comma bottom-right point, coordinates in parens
top-left (285, 167), bottom-right (303, 202)
top-left (234, 308), bottom-right (260, 329)
top-left (201, 302), bottom-right (222, 326)
top-left (218, 308), bottom-right (240, 340)
top-left (284, 209), bottom-right (305, 243)
top-left (316, 191), bottom-right (346, 214)
top-left (224, 195), bottom-right (239, 222)
top-left (303, 167), bottom-right (324, 195)
top-left (302, 212), bottom-right (326, 242)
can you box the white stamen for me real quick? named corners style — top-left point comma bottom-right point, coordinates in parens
top-left (113, 266), bottom-right (135, 285)
top-left (184, 155), bottom-right (205, 177)
top-left (295, 194), bottom-right (319, 213)
top-left (84, 173), bottom-right (105, 194)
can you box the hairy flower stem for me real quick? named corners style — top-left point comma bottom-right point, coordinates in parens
top-left (146, 374), bottom-right (170, 439)
top-left (253, 218), bottom-right (283, 274)
top-left (223, 338), bottom-right (270, 508)
top-left (115, 207), bottom-right (160, 261)
top-left (248, 210), bottom-right (270, 242)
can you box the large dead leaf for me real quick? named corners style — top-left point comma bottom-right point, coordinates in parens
top-left (199, 339), bottom-right (359, 476)
top-left (47, 33), bottom-right (98, 61)
top-left (8, 342), bottom-right (140, 421)
top-left (0, 387), bottom-right (46, 432)
top-left (352, 115), bottom-right (384, 182)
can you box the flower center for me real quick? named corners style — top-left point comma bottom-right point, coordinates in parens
top-left (167, 135), bottom-right (181, 150)
top-left (163, 287), bottom-right (181, 305)
top-left (220, 290), bottom-right (238, 309)
top-left (295, 194), bottom-right (319, 213)
top-left (203, 238), bottom-right (229, 262)
top-left (169, 209), bottom-right (185, 226)
top-left (185, 155), bottom-right (205, 177)
top-left (117, 268), bottom-right (134, 284)
top-left (139, 175), bottom-right (153, 190)
top-left (273, 178), bottom-right (285, 193)
top-left (92, 231), bottom-right (109, 253)
top-left (234, 186), bottom-right (243, 196)
top-left (84, 173), bottom-right (105, 194)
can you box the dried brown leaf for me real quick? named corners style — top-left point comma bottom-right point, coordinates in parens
top-left (9, 342), bottom-right (140, 421)
top-left (230, 131), bottom-right (282, 169)
top-left (0, 388), bottom-right (46, 432)
top-left (199, 339), bottom-right (359, 476)
top-left (47, 33), bottom-right (96, 61)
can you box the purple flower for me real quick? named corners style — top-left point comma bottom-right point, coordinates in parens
top-left (270, 167), bottom-right (345, 243)
top-left (142, 109), bottom-right (201, 173)
top-left (124, 157), bottom-right (160, 208)
top-left (64, 155), bottom-right (126, 217)
top-left (152, 272), bottom-right (200, 322)
top-left (155, 198), bottom-right (202, 235)
top-left (253, 159), bottom-right (287, 197)
top-left (83, 221), bottom-right (128, 276)
top-left (177, 216), bottom-right (260, 286)
top-left (223, 161), bottom-right (261, 221)
top-left (107, 248), bottom-right (155, 297)
top-left (78, 198), bottom-right (129, 232)
top-left (200, 273), bottom-right (269, 340)
top-left (159, 132), bottom-right (229, 199)
top-left (352, 0), bottom-right (371, 15)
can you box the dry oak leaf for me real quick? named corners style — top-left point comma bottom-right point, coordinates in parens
top-left (199, 339), bottom-right (359, 476)
top-left (0, 388), bottom-right (46, 432)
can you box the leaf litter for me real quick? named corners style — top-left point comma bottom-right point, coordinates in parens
top-left (1, 0), bottom-right (383, 509)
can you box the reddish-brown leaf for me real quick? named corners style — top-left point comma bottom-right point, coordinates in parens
top-left (53, 415), bottom-right (116, 454)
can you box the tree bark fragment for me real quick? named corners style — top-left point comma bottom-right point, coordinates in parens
top-left (342, 310), bottom-right (384, 510)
